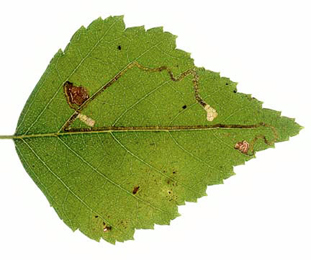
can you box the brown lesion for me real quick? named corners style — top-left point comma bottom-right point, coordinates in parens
top-left (64, 81), bottom-right (89, 109)
top-left (234, 140), bottom-right (249, 154)
top-left (63, 82), bottom-right (96, 129)
top-left (103, 222), bottom-right (112, 232)
top-left (234, 124), bottom-right (278, 156)
top-left (132, 186), bottom-right (140, 195)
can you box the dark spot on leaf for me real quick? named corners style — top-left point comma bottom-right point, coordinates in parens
top-left (172, 171), bottom-right (176, 174)
top-left (118, 45), bottom-right (121, 50)
top-left (182, 105), bottom-right (187, 109)
top-left (94, 215), bottom-right (98, 218)
top-left (132, 186), bottom-right (140, 195)
top-left (150, 142), bottom-right (155, 146)
top-left (226, 82), bottom-right (229, 85)
top-left (64, 81), bottom-right (89, 107)
top-left (103, 226), bottom-right (111, 232)
top-left (103, 222), bottom-right (112, 232)
top-left (233, 89), bottom-right (237, 93)
top-left (168, 190), bottom-right (172, 194)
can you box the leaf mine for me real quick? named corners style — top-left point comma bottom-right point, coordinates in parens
top-left (204, 104), bottom-right (218, 122)
top-left (64, 81), bottom-right (89, 107)
top-left (77, 114), bottom-right (96, 127)
top-left (234, 140), bottom-right (250, 154)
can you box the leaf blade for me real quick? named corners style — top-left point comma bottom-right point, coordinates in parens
top-left (14, 16), bottom-right (301, 243)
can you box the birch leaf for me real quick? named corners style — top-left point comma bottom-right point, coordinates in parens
top-left (4, 16), bottom-right (301, 243)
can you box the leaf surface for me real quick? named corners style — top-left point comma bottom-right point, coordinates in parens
top-left (14, 16), bottom-right (301, 243)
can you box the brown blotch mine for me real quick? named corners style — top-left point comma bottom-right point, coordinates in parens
top-left (64, 81), bottom-right (89, 107)
top-left (132, 186), bottom-right (140, 195)
top-left (234, 140), bottom-right (250, 154)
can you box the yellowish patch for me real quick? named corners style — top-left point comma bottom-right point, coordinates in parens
top-left (204, 104), bottom-right (218, 121)
top-left (77, 114), bottom-right (95, 127)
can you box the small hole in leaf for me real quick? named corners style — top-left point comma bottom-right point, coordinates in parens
top-left (182, 105), bottom-right (187, 109)
top-left (118, 45), bottom-right (122, 50)
top-left (226, 82), bottom-right (229, 86)
top-left (233, 89), bottom-right (237, 93)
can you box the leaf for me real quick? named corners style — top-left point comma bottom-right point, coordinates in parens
top-left (4, 16), bottom-right (301, 243)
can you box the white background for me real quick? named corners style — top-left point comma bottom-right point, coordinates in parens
top-left (0, 0), bottom-right (310, 259)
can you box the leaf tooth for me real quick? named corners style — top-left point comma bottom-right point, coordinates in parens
top-left (63, 26), bottom-right (87, 54)
top-left (102, 15), bottom-right (125, 24)
top-left (147, 26), bottom-right (164, 33)
top-left (126, 25), bottom-right (146, 34)
top-left (112, 15), bottom-right (125, 21)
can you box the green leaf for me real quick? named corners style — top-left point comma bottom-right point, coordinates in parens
top-left (6, 16), bottom-right (301, 243)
